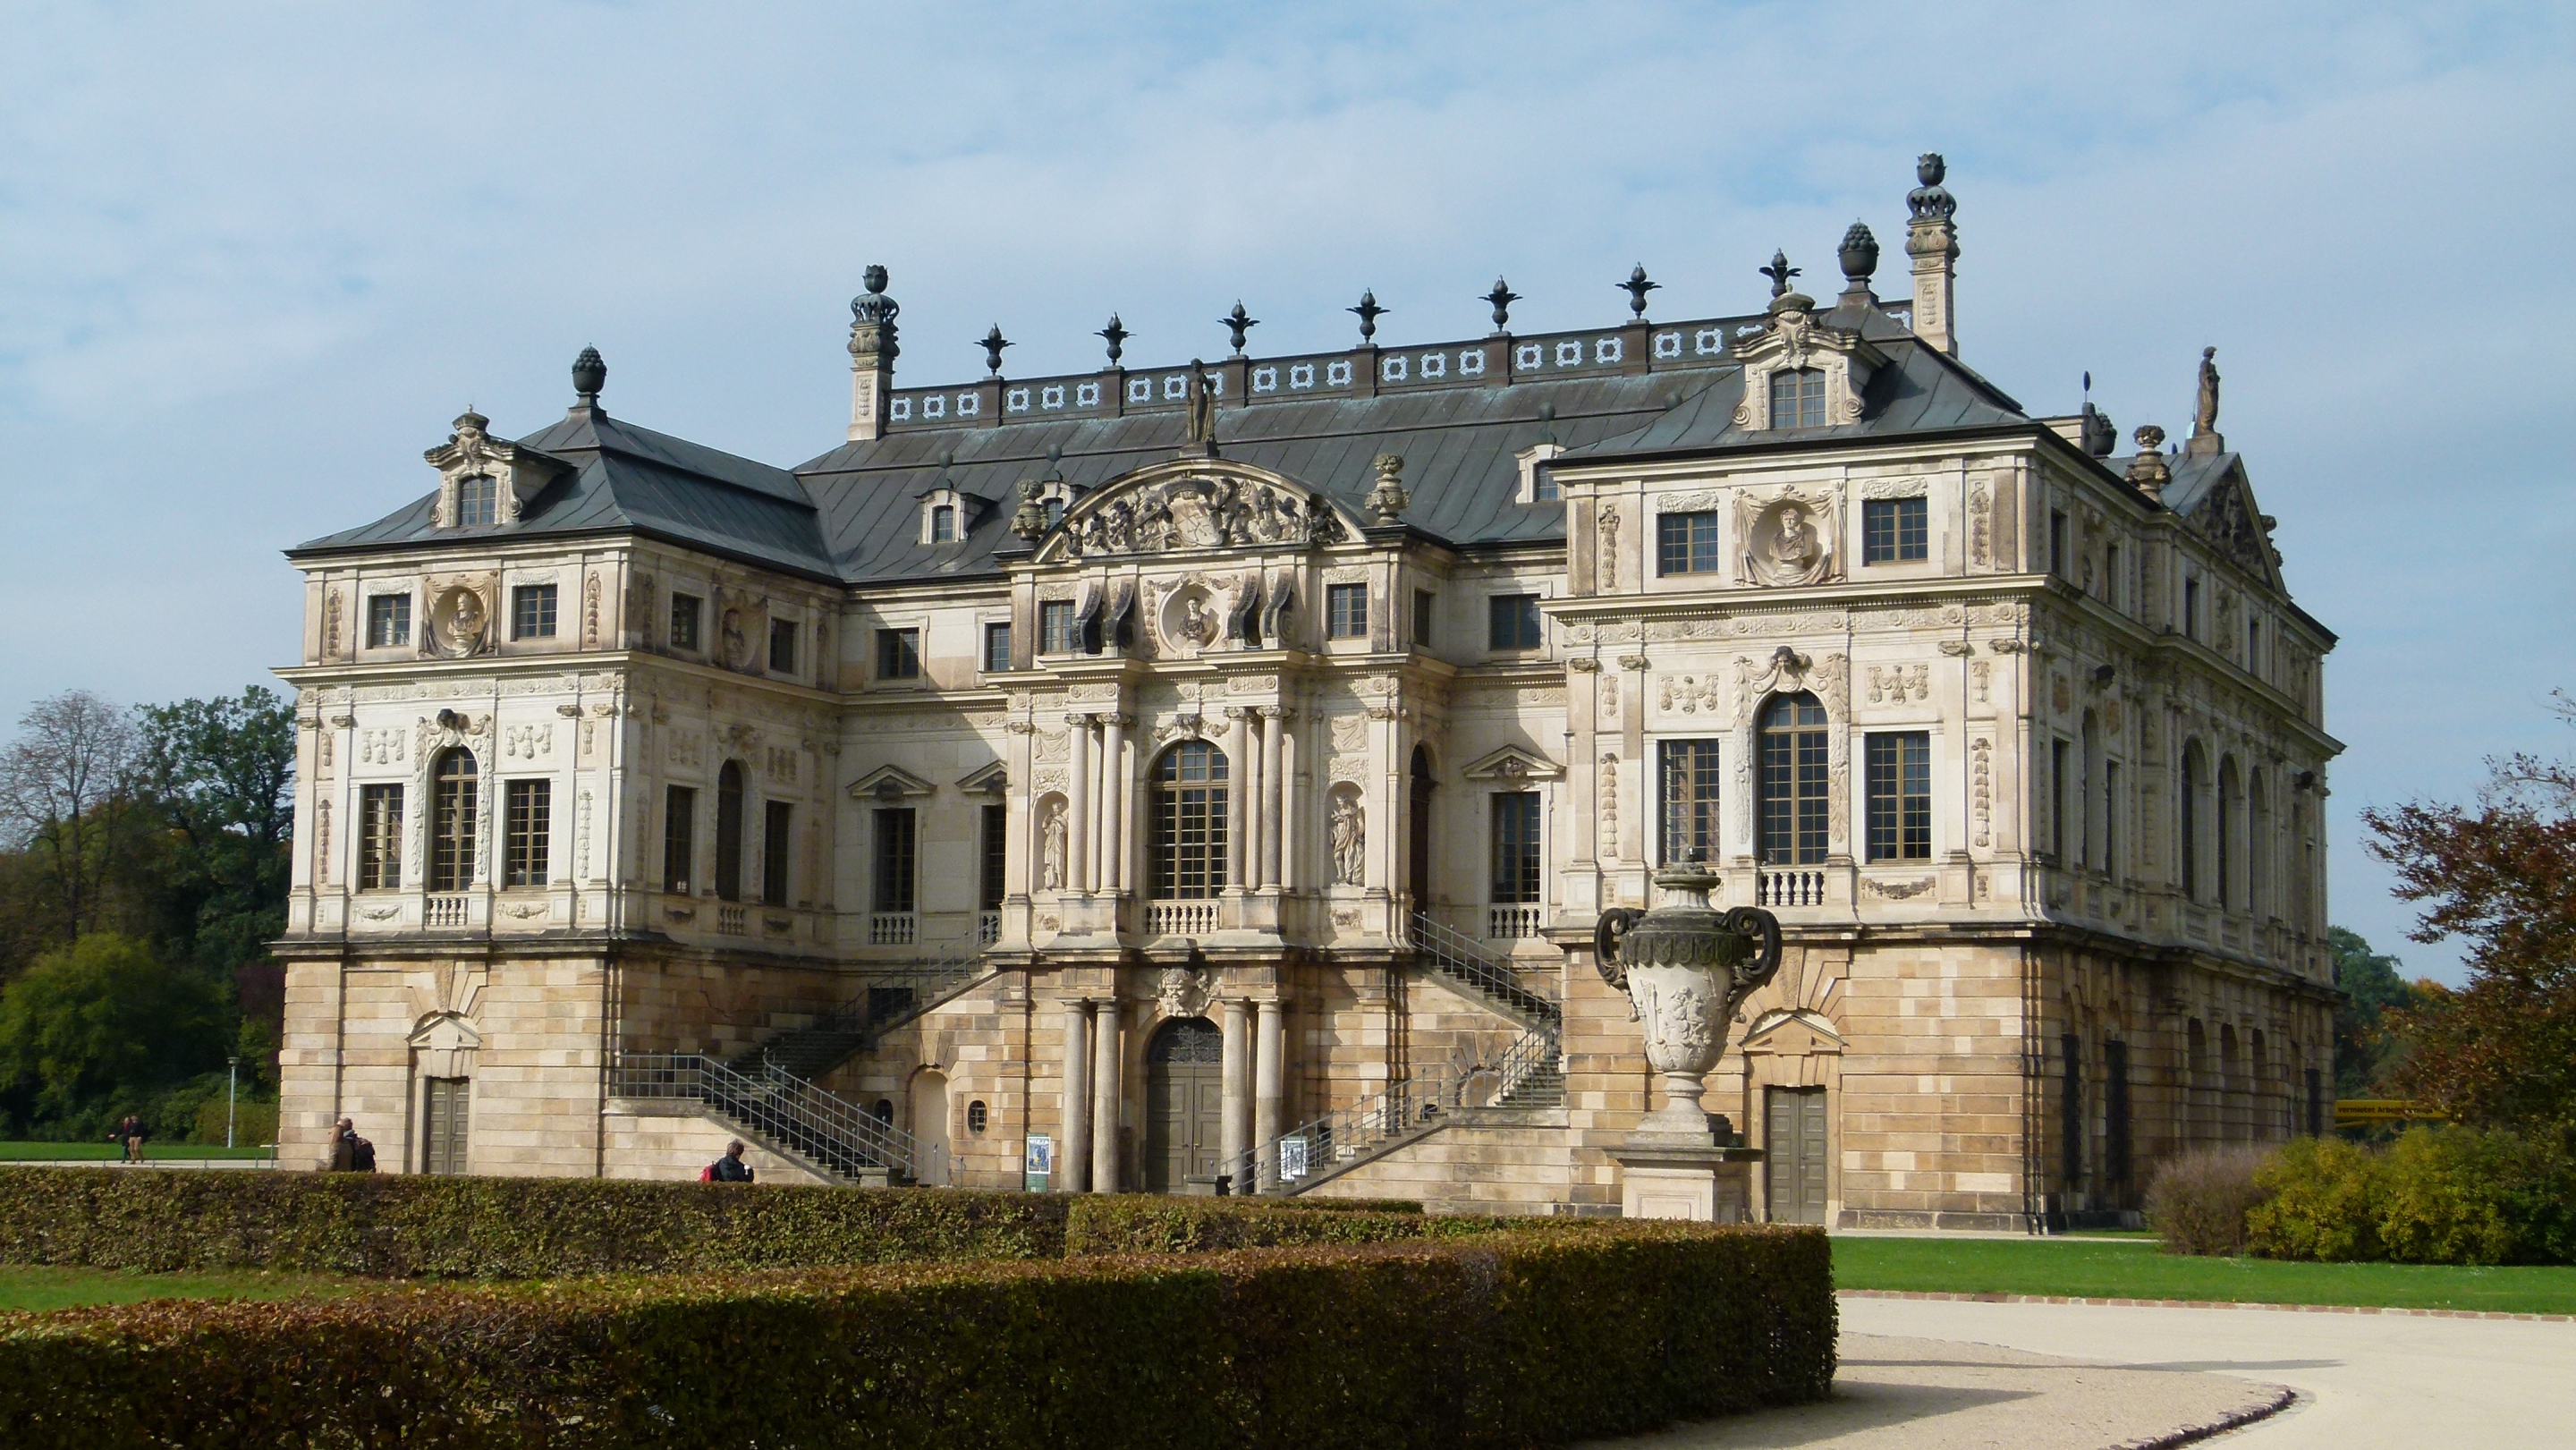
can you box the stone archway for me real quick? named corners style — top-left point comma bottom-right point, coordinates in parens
top-left (1143, 1017), bottom-right (1224, 1192)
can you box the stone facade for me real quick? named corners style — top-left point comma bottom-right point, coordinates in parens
top-left (274, 158), bottom-right (2337, 1226)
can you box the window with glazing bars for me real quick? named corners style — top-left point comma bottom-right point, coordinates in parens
top-left (358, 784), bottom-right (402, 889)
top-left (1153, 742), bottom-right (1228, 898)
top-left (365, 594), bottom-right (411, 649)
top-left (1757, 694), bottom-right (1829, 865)
top-left (980, 801), bottom-right (1007, 911)
top-left (716, 761), bottom-right (745, 902)
top-left (1490, 792), bottom-right (1542, 903)
top-left (930, 505), bottom-right (956, 542)
top-left (1864, 731), bottom-right (1931, 861)
top-left (1769, 369), bottom-right (1826, 428)
top-left (764, 801), bottom-right (793, 904)
top-left (455, 475), bottom-right (497, 526)
top-left (1326, 582), bottom-right (1368, 639)
top-left (428, 750), bottom-right (477, 891)
top-left (1658, 740), bottom-right (1721, 866)
top-left (669, 594), bottom-right (703, 651)
top-left (872, 807), bottom-right (914, 912)
top-left (768, 619), bottom-right (798, 674)
top-left (1657, 511), bottom-right (1722, 574)
top-left (1487, 594), bottom-right (1543, 650)
top-left (511, 584), bottom-right (557, 640)
top-left (663, 785), bottom-right (695, 894)
top-left (1412, 589), bottom-right (1435, 647)
top-left (504, 779), bottom-right (550, 886)
top-left (1862, 497), bottom-right (1928, 563)
top-left (1039, 600), bottom-right (1077, 655)
top-left (877, 627), bottom-right (920, 679)
top-left (982, 622), bottom-right (1012, 674)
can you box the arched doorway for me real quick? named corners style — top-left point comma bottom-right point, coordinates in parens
top-left (911, 1069), bottom-right (952, 1186)
top-left (1408, 745), bottom-right (1435, 909)
top-left (1144, 1017), bottom-right (1224, 1192)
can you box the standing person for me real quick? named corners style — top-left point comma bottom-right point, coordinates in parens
top-left (328, 1116), bottom-right (359, 1172)
top-left (708, 1140), bottom-right (755, 1183)
top-left (114, 1114), bottom-right (147, 1164)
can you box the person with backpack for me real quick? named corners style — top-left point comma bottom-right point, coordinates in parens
top-left (702, 1140), bottom-right (754, 1183)
top-left (327, 1116), bottom-right (376, 1172)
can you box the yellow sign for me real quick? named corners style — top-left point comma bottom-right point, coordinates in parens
top-left (2333, 1098), bottom-right (2449, 1127)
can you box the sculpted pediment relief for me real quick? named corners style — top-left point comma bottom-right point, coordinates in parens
top-left (1740, 1008), bottom-right (1843, 1056)
top-left (849, 764), bottom-right (936, 800)
top-left (1462, 743), bottom-right (1564, 782)
top-left (2183, 467), bottom-right (2281, 587)
top-left (1037, 461), bottom-right (1353, 564)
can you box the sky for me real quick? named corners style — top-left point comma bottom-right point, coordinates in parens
top-left (3, 2), bottom-right (2571, 981)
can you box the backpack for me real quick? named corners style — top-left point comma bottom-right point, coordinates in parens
top-left (351, 1137), bottom-right (377, 1172)
top-left (698, 1163), bottom-right (717, 1183)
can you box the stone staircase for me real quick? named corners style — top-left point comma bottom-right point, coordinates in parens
top-left (1409, 911), bottom-right (1561, 1034)
top-left (730, 945), bottom-right (990, 1083)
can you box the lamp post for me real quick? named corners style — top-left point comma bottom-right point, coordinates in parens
top-left (225, 1056), bottom-right (240, 1149)
top-left (1594, 857), bottom-right (1783, 1220)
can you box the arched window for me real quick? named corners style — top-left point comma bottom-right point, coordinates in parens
top-left (716, 760), bottom-right (746, 902)
top-left (428, 749), bottom-right (479, 891)
top-left (2181, 743), bottom-right (2207, 903)
top-left (1758, 693), bottom-right (1829, 866)
top-left (2217, 756), bottom-right (2241, 911)
top-left (1152, 742), bottom-right (1229, 899)
top-left (2078, 710), bottom-right (2098, 870)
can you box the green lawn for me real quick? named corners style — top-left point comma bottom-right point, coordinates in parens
top-left (1833, 1234), bottom-right (2576, 1315)
top-left (0, 1265), bottom-right (364, 1315)
top-left (0, 1141), bottom-right (276, 1162)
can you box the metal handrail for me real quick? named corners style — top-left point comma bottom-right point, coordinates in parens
top-left (610, 1051), bottom-right (927, 1183)
top-left (764, 942), bottom-right (983, 1048)
top-left (1491, 1024), bottom-right (1563, 1106)
top-left (1217, 1061), bottom-right (1463, 1197)
top-left (1410, 911), bottom-right (1561, 1022)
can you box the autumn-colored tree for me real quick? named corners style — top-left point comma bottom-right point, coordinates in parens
top-left (2361, 693), bottom-right (2576, 1140)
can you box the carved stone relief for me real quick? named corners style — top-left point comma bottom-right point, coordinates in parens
top-left (421, 574), bottom-right (497, 659)
top-left (582, 572), bottom-right (601, 649)
top-left (1971, 736), bottom-right (1993, 848)
top-left (1656, 674), bottom-right (1724, 718)
top-left (1597, 754), bottom-right (1621, 859)
top-left (324, 589), bottom-right (343, 658)
top-left (1597, 503), bottom-right (1621, 591)
top-left (1058, 471), bottom-right (1347, 560)
top-left (1866, 665), bottom-right (1930, 704)
top-left (1737, 488), bottom-right (1841, 587)
top-left (1968, 478), bottom-right (1992, 568)
top-left (1038, 796), bottom-right (1067, 892)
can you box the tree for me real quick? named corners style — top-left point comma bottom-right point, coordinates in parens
top-left (0, 691), bottom-right (138, 944)
top-left (0, 933), bottom-right (227, 1134)
top-left (2330, 926), bottom-right (2418, 1098)
top-left (132, 687), bottom-right (295, 977)
top-left (2361, 692), bottom-right (2576, 1139)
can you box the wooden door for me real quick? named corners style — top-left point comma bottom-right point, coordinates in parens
top-left (423, 1077), bottom-right (470, 1175)
top-left (1144, 1019), bottom-right (1225, 1192)
top-left (1765, 1087), bottom-right (1828, 1225)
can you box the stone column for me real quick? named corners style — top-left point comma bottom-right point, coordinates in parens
top-left (1098, 712), bottom-right (1125, 895)
top-left (1089, 998), bottom-right (1120, 1192)
top-left (1258, 708), bottom-right (1285, 888)
top-left (1065, 714), bottom-right (1092, 895)
top-left (1060, 997), bottom-right (1091, 1193)
top-left (1253, 998), bottom-right (1284, 1168)
top-left (1225, 708), bottom-right (1252, 892)
top-left (1220, 998), bottom-right (1251, 1189)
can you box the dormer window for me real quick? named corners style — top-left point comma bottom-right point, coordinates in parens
top-left (917, 486), bottom-right (981, 545)
top-left (457, 476), bottom-right (498, 526)
top-left (1515, 443), bottom-right (1563, 504)
top-left (1770, 369), bottom-right (1826, 429)
top-left (930, 505), bottom-right (957, 543)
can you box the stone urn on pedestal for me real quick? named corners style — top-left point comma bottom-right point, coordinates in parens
top-left (1594, 857), bottom-right (1783, 1221)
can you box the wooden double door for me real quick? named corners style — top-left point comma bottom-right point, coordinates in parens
top-left (1765, 1087), bottom-right (1829, 1224)
top-left (1145, 1018), bottom-right (1225, 1192)
top-left (423, 1077), bottom-right (470, 1175)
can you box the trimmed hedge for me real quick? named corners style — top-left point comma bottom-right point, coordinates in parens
top-left (0, 1224), bottom-right (1836, 1449)
top-left (1064, 1194), bottom-right (1544, 1254)
top-left (0, 1168), bottom-right (1070, 1276)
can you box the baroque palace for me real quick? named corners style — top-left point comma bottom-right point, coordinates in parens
top-left (275, 157), bottom-right (2340, 1227)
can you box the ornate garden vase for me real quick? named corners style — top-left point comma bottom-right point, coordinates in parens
top-left (1593, 861), bottom-right (1784, 1141)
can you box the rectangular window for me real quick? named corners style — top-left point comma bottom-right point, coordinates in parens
top-left (1326, 582), bottom-right (1368, 640)
top-left (982, 622), bottom-right (1012, 674)
top-left (2103, 760), bottom-right (2123, 878)
top-left (365, 594), bottom-right (411, 649)
top-left (1489, 792), bottom-right (1542, 904)
top-left (2050, 510), bottom-right (2069, 577)
top-left (2060, 1034), bottom-right (2085, 1189)
top-left (1657, 511), bottom-right (1723, 575)
top-left (358, 784), bottom-right (402, 889)
top-left (662, 786), bottom-right (695, 894)
top-left (1487, 593), bottom-right (1543, 650)
top-left (1862, 497), bottom-right (1928, 564)
top-left (1413, 589), bottom-right (1435, 648)
top-left (456, 476), bottom-right (497, 527)
top-left (2106, 1041), bottom-right (2133, 1183)
top-left (1658, 740), bottom-right (1722, 866)
top-left (1039, 599), bottom-right (1077, 655)
top-left (873, 807), bottom-right (917, 913)
top-left (930, 504), bottom-right (956, 542)
top-left (768, 619), bottom-right (798, 674)
top-left (1865, 731), bottom-right (1932, 861)
top-left (877, 627), bottom-right (920, 679)
top-left (2051, 739), bottom-right (2070, 860)
top-left (670, 594), bottom-right (703, 651)
top-left (2103, 542), bottom-right (2121, 608)
top-left (504, 778), bottom-right (550, 887)
top-left (1770, 368), bottom-right (1826, 428)
top-left (2247, 616), bottom-right (2261, 674)
top-left (763, 801), bottom-right (792, 904)
top-left (980, 801), bottom-right (1007, 911)
top-left (511, 584), bottom-right (557, 640)
top-left (1534, 471), bottom-right (1559, 503)
top-left (2184, 577), bottom-right (2201, 640)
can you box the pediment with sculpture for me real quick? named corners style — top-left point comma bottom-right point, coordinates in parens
top-left (1034, 461), bottom-right (1354, 564)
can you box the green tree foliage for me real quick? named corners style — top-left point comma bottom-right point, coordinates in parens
top-left (2329, 926), bottom-right (2419, 1097)
top-left (131, 687), bottom-right (294, 978)
top-left (0, 934), bottom-right (227, 1137)
top-left (2362, 692), bottom-right (2576, 1139)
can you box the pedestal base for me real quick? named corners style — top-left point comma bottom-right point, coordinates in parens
top-left (1611, 1142), bottom-right (1763, 1223)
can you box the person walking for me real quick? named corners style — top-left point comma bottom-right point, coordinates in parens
top-left (328, 1116), bottom-right (360, 1172)
top-left (706, 1140), bottom-right (755, 1183)
top-left (114, 1114), bottom-right (147, 1164)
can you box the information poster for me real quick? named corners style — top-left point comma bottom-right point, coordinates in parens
top-left (1024, 1133), bottom-right (1053, 1191)
top-left (1278, 1134), bottom-right (1309, 1180)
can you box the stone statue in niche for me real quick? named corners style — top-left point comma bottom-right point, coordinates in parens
top-left (424, 582), bottom-right (494, 658)
top-left (1039, 799), bottom-right (1067, 892)
top-left (1741, 496), bottom-right (1837, 587)
top-left (1329, 791), bottom-right (1365, 886)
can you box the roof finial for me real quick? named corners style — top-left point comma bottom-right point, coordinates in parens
top-left (2126, 425), bottom-right (2171, 500)
top-left (1097, 315), bottom-right (1128, 365)
top-left (1482, 276), bottom-right (1521, 335)
top-left (1220, 301), bottom-right (1259, 357)
top-left (1367, 454), bottom-right (1410, 524)
top-left (572, 346), bottom-right (606, 409)
top-left (1907, 154), bottom-right (1956, 222)
top-left (1349, 289), bottom-right (1387, 343)
top-left (1620, 265), bottom-right (1660, 321)
top-left (1760, 250), bottom-right (1801, 300)
top-left (979, 326), bottom-right (1012, 377)
top-left (1837, 223), bottom-right (1879, 298)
